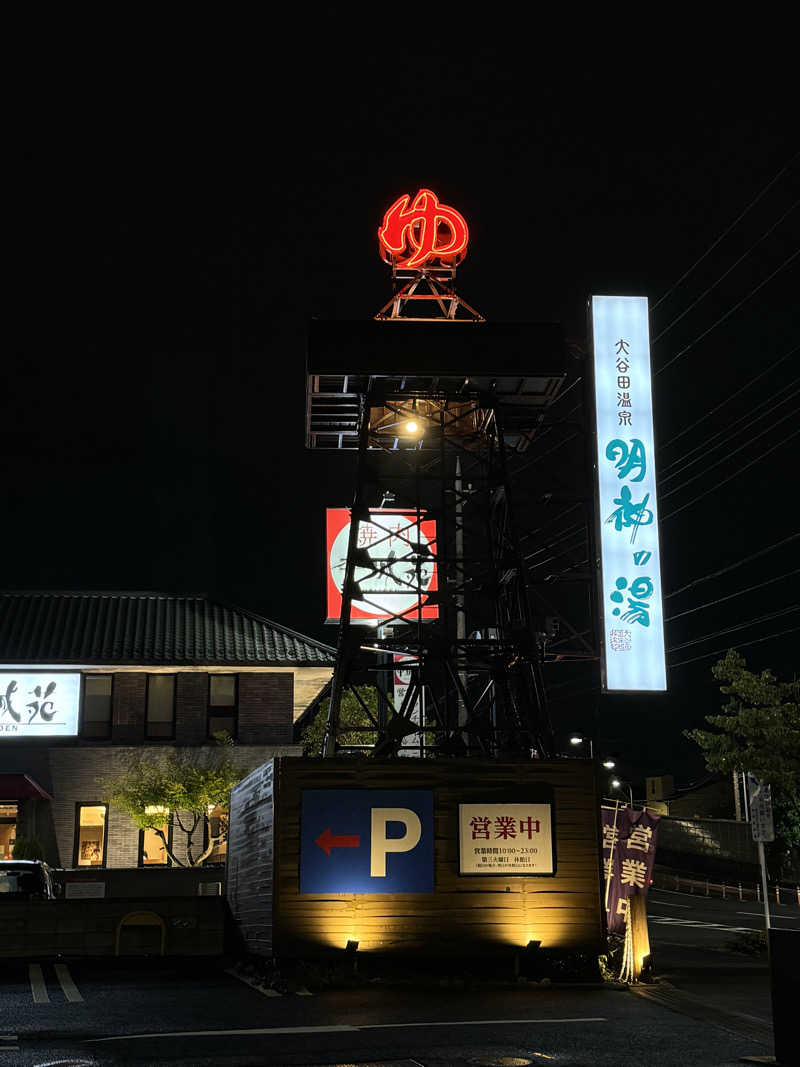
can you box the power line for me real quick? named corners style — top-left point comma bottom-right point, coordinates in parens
top-left (661, 426), bottom-right (800, 522)
top-left (655, 247), bottom-right (800, 376)
top-left (669, 625), bottom-right (800, 671)
top-left (667, 605), bottom-right (799, 654)
top-left (651, 155), bottom-right (797, 312)
top-left (660, 405), bottom-right (797, 500)
top-left (652, 199), bottom-right (799, 344)
top-left (665, 569), bottom-right (800, 622)
top-left (659, 346), bottom-right (797, 453)
top-left (660, 377), bottom-right (799, 479)
top-left (665, 533), bottom-right (800, 599)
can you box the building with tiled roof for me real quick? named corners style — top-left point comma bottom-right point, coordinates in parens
top-left (0, 592), bottom-right (333, 871)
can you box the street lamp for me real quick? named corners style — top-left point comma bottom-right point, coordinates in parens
top-left (602, 757), bottom-right (616, 770)
top-left (611, 778), bottom-right (633, 807)
top-left (568, 734), bottom-right (593, 758)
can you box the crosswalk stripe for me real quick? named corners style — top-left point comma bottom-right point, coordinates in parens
top-left (55, 962), bottom-right (84, 1003)
top-left (28, 963), bottom-right (49, 1004)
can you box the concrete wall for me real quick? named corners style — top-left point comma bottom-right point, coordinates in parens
top-left (0, 897), bottom-right (225, 958)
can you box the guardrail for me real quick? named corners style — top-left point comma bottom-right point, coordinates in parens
top-left (652, 866), bottom-right (800, 906)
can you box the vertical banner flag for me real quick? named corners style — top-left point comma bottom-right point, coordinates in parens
top-left (601, 806), bottom-right (660, 933)
top-left (591, 296), bottom-right (667, 692)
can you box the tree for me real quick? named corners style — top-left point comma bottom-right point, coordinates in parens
top-left (12, 836), bottom-right (44, 860)
top-left (301, 686), bottom-right (379, 756)
top-left (685, 650), bottom-right (800, 852)
top-left (102, 734), bottom-right (243, 867)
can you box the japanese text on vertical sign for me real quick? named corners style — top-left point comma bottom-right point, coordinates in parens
top-left (591, 296), bottom-right (667, 691)
top-left (601, 806), bottom-right (660, 933)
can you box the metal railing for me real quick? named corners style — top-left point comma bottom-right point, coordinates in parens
top-left (652, 866), bottom-right (800, 906)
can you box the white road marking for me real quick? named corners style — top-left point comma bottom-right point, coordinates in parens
top-left (737, 911), bottom-right (800, 919)
top-left (28, 963), bottom-right (49, 1004)
top-left (649, 916), bottom-right (755, 933)
top-left (87, 1018), bottom-right (606, 1043)
top-left (54, 963), bottom-right (84, 1003)
top-left (225, 967), bottom-right (283, 997)
top-left (648, 901), bottom-right (691, 909)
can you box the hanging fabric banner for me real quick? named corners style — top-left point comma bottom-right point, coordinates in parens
top-left (601, 806), bottom-right (661, 934)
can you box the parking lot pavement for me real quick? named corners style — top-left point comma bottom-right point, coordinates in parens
top-left (0, 959), bottom-right (774, 1066)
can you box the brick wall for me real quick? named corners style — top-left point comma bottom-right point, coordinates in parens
top-left (107, 670), bottom-right (296, 746)
top-left (46, 744), bottom-right (301, 868)
top-left (175, 673), bottom-right (208, 745)
top-left (238, 673), bottom-right (293, 744)
top-left (111, 673), bottom-right (146, 744)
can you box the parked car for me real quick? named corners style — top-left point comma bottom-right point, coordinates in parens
top-left (0, 859), bottom-right (58, 900)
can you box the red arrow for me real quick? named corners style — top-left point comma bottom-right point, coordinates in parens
top-left (315, 827), bottom-right (361, 855)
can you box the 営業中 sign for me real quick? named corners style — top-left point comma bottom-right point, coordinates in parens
top-left (591, 295), bottom-right (667, 692)
top-left (458, 803), bottom-right (554, 875)
top-left (0, 672), bottom-right (81, 737)
top-left (300, 789), bottom-right (434, 893)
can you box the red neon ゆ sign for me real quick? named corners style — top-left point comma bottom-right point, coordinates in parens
top-left (378, 188), bottom-right (468, 269)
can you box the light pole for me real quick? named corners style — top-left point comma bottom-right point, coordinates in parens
top-left (611, 777), bottom-right (633, 807)
top-left (568, 734), bottom-right (593, 759)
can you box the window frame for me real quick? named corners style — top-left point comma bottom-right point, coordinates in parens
top-left (138, 813), bottom-right (173, 868)
top-left (72, 802), bottom-right (109, 868)
top-left (207, 673), bottom-right (238, 740)
top-left (145, 673), bottom-right (177, 741)
top-left (80, 673), bottom-right (113, 740)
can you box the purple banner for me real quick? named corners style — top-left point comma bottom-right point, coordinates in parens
top-left (601, 806), bottom-right (660, 933)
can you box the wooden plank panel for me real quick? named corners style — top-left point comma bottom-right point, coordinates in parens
top-left (266, 758), bottom-right (604, 959)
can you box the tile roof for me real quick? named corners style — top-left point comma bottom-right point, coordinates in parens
top-left (0, 592), bottom-right (335, 667)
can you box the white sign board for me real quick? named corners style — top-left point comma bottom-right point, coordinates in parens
top-left (326, 508), bottom-right (438, 624)
top-left (65, 881), bottom-right (106, 899)
top-left (747, 774), bottom-right (775, 843)
top-left (459, 803), bottom-right (554, 875)
top-left (0, 672), bottom-right (81, 737)
top-left (591, 295), bottom-right (667, 692)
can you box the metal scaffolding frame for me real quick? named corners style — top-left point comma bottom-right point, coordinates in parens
top-left (307, 274), bottom-right (598, 760)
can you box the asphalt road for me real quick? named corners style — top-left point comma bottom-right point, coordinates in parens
top-left (1, 886), bottom-right (793, 1066)
top-left (648, 884), bottom-right (800, 951)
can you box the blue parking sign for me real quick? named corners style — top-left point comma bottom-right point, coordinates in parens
top-left (300, 789), bottom-right (434, 893)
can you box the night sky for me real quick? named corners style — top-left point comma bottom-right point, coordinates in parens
top-left (6, 50), bottom-right (797, 788)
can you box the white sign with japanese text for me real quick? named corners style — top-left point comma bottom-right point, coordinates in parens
top-left (0, 672), bottom-right (81, 737)
top-left (459, 803), bottom-right (554, 875)
top-left (592, 296), bottom-right (667, 692)
top-left (747, 774), bottom-right (775, 842)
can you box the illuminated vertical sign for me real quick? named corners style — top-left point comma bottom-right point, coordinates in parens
top-left (325, 509), bottom-right (438, 625)
top-left (591, 296), bottom-right (666, 692)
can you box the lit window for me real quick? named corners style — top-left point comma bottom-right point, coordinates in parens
top-left (140, 806), bottom-right (170, 866)
top-left (208, 674), bottom-right (237, 739)
top-left (82, 675), bottom-right (112, 738)
top-left (0, 803), bottom-right (18, 861)
top-left (146, 675), bottom-right (176, 739)
top-left (207, 803), bottom-right (228, 864)
top-left (75, 804), bottom-right (107, 867)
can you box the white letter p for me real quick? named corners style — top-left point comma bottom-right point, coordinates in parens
top-left (370, 807), bottom-right (422, 877)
